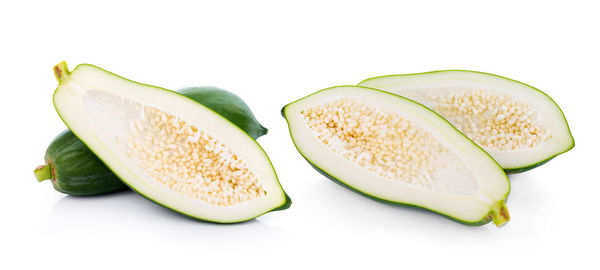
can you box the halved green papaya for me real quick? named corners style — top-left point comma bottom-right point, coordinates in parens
top-left (51, 62), bottom-right (290, 223)
top-left (35, 86), bottom-right (269, 196)
top-left (358, 71), bottom-right (574, 173)
top-left (282, 86), bottom-right (510, 227)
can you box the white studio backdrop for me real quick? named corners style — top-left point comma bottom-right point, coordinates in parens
top-left (1, 1), bottom-right (598, 269)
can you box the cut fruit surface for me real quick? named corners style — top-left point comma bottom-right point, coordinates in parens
top-left (282, 86), bottom-right (510, 226)
top-left (52, 62), bottom-right (289, 222)
top-left (359, 71), bottom-right (574, 173)
top-left (35, 86), bottom-right (269, 196)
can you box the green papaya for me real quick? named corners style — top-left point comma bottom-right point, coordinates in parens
top-left (34, 130), bottom-right (127, 196)
top-left (358, 70), bottom-right (574, 173)
top-left (282, 85), bottom-right (510, 227)
top-left (49, 62), bottom-right (289, 222)
top-left (179, 87), bottom-right (268, 139)
top-left (36, 84), bottom-right (269, 196)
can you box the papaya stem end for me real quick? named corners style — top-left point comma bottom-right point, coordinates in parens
top-left (53, 61), bottom-right (70, 82)
top-left (491, 201), bottom-right (510, 227)
top-left (34, 165), bottom-right (53, 182)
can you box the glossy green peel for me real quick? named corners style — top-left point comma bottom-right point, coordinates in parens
top-left (179, 87), bottom-right (268, 139)
top-left (35, 130), bottom-right (128, 196)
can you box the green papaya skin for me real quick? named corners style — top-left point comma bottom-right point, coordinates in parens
top-left (179, 87), bottom-right (268, 139)
top-left (35, 86), bottom-right (269, 196)
top-left (35, 130), bottom-right (127, 196)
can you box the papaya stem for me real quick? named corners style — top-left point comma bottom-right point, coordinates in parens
top-left (491, 201), bottom-right (510, 227)
top-left (53, 61), bottom-right (70, 82)
top-left (34, 165), bottom-right (53, 182)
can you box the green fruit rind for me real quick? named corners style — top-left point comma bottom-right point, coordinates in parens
top-left (131, 187), bottom-right (292, 224)
top-left (51, 62), bottom-right (290, 222)
top-left (272, 193), bottom-right (293, 211)
top-left (39, 130), bottom-right (128, 196)
top-left (282, 85), bottom-right (510, 227)
top-left (179, 86), bottom-right (268, 139)
top-left (358, 70), bottom-right (575, 173)
top-left (504, 157), bottom-right (553, 174)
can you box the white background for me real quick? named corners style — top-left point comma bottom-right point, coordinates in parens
top-left (1, 0), bottom-right (598, 269)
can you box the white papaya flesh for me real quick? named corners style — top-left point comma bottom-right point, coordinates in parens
top-left (52, 62), bottom-right (290, 223)
top-left (359, 71), bottom-right (574, 173)
top-left (282, 86), bottom-right (510, 226)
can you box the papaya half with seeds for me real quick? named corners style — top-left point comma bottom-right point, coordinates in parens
top-left (282, 85), bottom-right (510, 227)
top-left (36, 80), bottom-right (269, 197)
top-left (50, 62), bottom-right (289, 222)
top-left (359, 70), bottom-right (574, 173)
